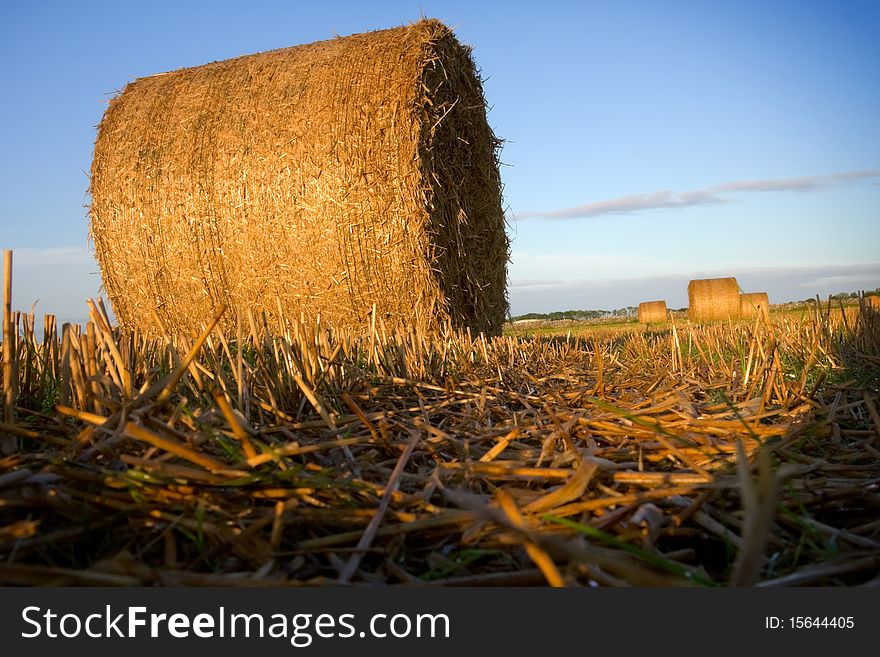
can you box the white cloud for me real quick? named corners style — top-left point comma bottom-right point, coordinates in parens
top-left (713, 171), bottom-right (880, 193)
top-left (799, 273), bottom-right (880, 288)
top-left (512, 170), bottom-right (880, 221)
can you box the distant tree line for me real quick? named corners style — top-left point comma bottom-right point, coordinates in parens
top-left (802, 288), bottom-right (880, 304)
top-left (511, 307), bottom-right (638, 322)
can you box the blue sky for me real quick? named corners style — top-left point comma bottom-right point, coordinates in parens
top-left (1, 0), bottom-right (878, 322)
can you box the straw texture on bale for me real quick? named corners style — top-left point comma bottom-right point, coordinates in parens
top-left (868, 296), bottom-right (880, 309)
top-left (637, 300), bottom-right (667, 324)
top-left (90, 19), bottom-right (508, 337)
top-left (740, 292), bottom-right (770, 320)
top-left (688, 277), bottom-right (741, 321)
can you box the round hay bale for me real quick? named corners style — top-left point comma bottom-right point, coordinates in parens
top-left (740, 292), bottom-right (770, 320)
top-left (89, 19), bottom-right (508, 337)
top-left (867, 295), bottom-right (880, 309)
top-left (687, 277), bottom-right (741, 321)
top-left (637, 300), bottom-right (667, 324)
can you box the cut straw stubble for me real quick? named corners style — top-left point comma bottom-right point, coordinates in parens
top-left (337, 431), bottom-right (421, 583)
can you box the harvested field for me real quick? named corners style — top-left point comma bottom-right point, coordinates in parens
top-left (1, 291), bottom-right (878, 587)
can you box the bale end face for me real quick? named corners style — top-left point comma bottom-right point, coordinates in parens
top-left (638, 300), bottom-right (667, 324)
top-left (740, 292), bottom-right (770, 320)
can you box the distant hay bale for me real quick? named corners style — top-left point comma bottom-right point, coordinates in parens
top-left (740, 292), bottom-right (770, 320)
top-left (687, 277), bottom-right (741, 321)
top-left (89, 19), bottom-right (508, 337)
top-left (868, 296), bottom-right (880, 309)
top-left (638, 300), bottom-right (667, 324)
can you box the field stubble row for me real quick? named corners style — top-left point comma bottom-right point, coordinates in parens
top-left (0, 295), bottom-right (878, 586)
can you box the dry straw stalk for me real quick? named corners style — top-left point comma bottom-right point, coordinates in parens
top-left (2, 250), bottom-right (12, 422)
top-left (638, 300), bottom-right (667, 324)
top-left (688, 277), bottom-right (741, 321)
top-left (740, 292), bottom-right (770, 320)
top-left (90, 19), bottom-right (508, 337)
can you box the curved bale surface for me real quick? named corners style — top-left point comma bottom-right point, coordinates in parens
top-left (90, 19), bottom-right (508, 337)
top-left (688, 277), bottom-right (741, 321)
top-left (638, 300), bottom-right (667, 324)
top-left (740, 292), bottom-right (770, 320)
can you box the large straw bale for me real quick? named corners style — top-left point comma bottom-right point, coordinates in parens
top-left (867, 295), bottom-right (880, 309)
top-left (687, 277), bottom-right (741, 321)
top-left (638, 300), bottom-right (667, 324)
top-left (740, 292), bottom-right (770, 320)
top-left (89, 19), bottom-right (508, 337)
